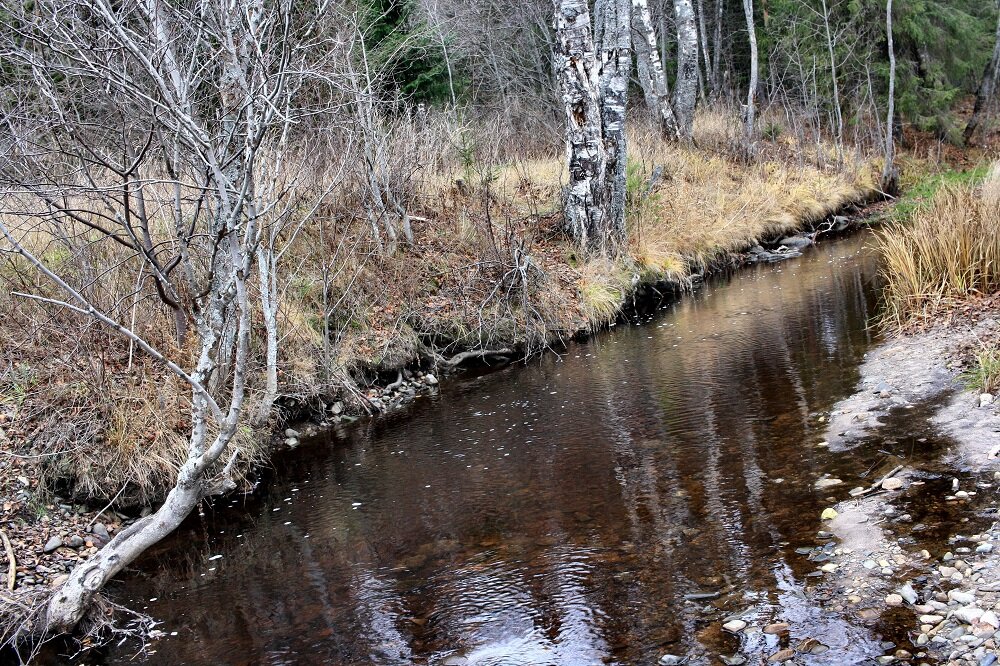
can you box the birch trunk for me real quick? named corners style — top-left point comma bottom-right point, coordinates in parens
top-left (964, 1), bottom-right (1000, 145)
top-left (253, 243), bottom-right (280, 426)
top-left (553, 0), bottom-right (630, 254)
top-left (632, 0), bottom-right (681, 139)
top-left (695, 0), bottom-right (713, 99)
top-left (554, 0), bottom-right (607, 251)
top-left (820, 0), bottom-right (843, 154)
top-left (672, 0), bottom-right (699, 140)
top-left (742, 0), bottom-right (758, 150)
top-left (881, 0), bottom-right (898, 194)
top-left (596, 0), bottom-right (632, 244)
top-left (711, 0), bottom-right (724, 99)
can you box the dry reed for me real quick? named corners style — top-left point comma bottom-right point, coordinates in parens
top-left (876, 163), bottom-right (1000, 330)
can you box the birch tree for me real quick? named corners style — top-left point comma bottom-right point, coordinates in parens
top-left (742, 0), bottom-right (759, 150)
top-left (553, 0), bottom-right (631, 254)
top-left (0, 0), bottom-right (341, 633)
top-left (632, 0), bottom-right (682, 138)
top-left (882, 0), bottom-right (898, 194)
top-left (672, 0), bottom-right (700, 140)
top-left (596, 0), bottom-right (633, 243)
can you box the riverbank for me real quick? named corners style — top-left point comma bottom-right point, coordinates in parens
top-left (0, 123), bottom-right (884, 650)
top-left (791, 165), bottom-right (1000, 666)
top-left (5, 126), bottom-right (992, 655)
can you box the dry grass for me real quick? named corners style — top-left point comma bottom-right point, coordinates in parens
top-left (876, 163), bottom-right (1000, 330)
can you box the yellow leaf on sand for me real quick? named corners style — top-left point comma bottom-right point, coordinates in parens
top-left (821, 508), bottom-right (838, 520)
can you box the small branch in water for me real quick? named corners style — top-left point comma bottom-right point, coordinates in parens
top-left (855, 464), bottom-right (904, 497)
top-left (443, 348), bottom-right (514, 368)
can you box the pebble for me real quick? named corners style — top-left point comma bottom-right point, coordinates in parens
top-left (42, 536), bottom-right (62, 553)
top-left (723, 619), bottom-right (747, 633)
top-left (424, 373), bottom-right (438, 385)
top-left (919, 614), bottom-right (945, 625)
top-left (92, 523), bottom-right (110, 540)
top-left (954, 608), bottom-right (984, 625)
top-left (885, 594), bottom-right (904, 606)
top-left (767, 649), bottom-right (795, 663)
top-left (882, 477), bottom-right (904, 491)
top-left (899, 583), bottom-right (919, 604)
top-left (949, 590), bottom-right (976, 605)
top-left (764, 622), bottom-right (790, 635)
top-left (658, 656), bottom-right (684, 666)
top-left (980, 393), bottom-right (994, 407)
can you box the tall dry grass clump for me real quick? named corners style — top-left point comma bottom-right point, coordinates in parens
top-left (877, 163), bottom-right (1000, 330)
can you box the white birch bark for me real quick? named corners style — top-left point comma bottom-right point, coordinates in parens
top-left (881, 0), bottom-right (898, 193)
top-left (554, 0), bottom-right (608, 252)
top-left (820, 0), bottom-right (844, 155)
top-left (672, 0), bottom-right (700, 140)
top-left (632, 0), bottom-right (681, 139)
top-left (742, 0), bottom-right (758, 151)
top-left (554, 0), bottom-right (631, 254)
top-left (711, 0), bottom-right (724, 99)
top-left (596, 0), bottom-right (632, 243)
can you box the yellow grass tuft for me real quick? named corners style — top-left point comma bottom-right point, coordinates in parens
top-left (876, 163), bottom-right (1000, 330)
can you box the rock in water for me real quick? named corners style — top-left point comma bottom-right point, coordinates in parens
top-left (723, 619), bottom-right (747, 633)
top-left (764, 622), bottom-right (790, 634)
top-left (768, 649), bottom-right (796, 663)
top-left (778, 235), bottom-right (813, 249)
top-left (881, 477), bottom-right (904, 491)
top-left (658, 655), bottom-right (684, 666)
top-left (424, 373), bottom-right (438, 385)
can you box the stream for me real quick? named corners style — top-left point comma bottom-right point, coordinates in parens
top-left (79, 233), bottom-right (980, 665)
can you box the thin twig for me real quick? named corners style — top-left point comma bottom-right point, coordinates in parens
top-left (0, 529), bottom-right (16, 592)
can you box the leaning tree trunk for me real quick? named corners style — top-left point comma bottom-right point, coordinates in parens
top-left (45, 236), bottom-right (251, 629)
top-left (632, 0), bottom-right (681, 139)
top-left (881, 0), bottom-right (898, 194)
top-left (742, 0), bottom-right (758, 152)
top-left (964, 1), bottom-right (1000, 145)
top-left (672, 0), bottom-right (700, 140)
top-left (553, 0), bottom-right (608, 252)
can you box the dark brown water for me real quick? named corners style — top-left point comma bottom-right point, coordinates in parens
top-left (80, 235), bottom-right (970, 665)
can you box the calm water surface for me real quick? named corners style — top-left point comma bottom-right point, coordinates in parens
top-left (91, 234), bottom-right (958, 665)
